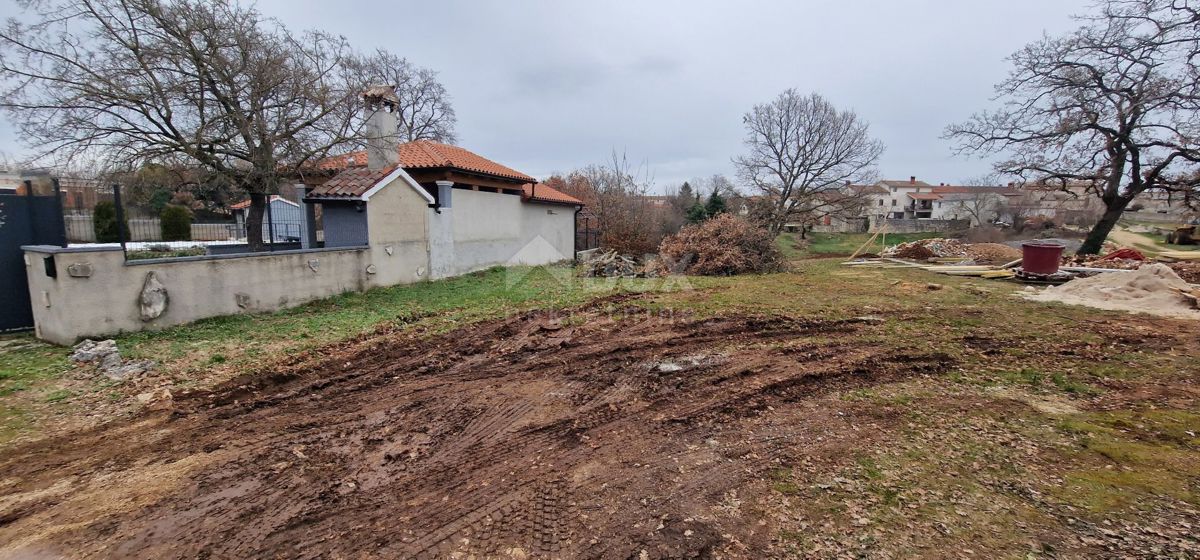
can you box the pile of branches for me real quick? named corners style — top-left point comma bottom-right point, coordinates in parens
top-left (578, 250), bottom-right (646, 278)
top-left (657, 214), bottom-right (785, 276)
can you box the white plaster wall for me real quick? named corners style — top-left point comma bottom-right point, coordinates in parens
top-left (448, 189), bottom-right (575, 275)
top-left (25, 247), bottom-right (370, 345)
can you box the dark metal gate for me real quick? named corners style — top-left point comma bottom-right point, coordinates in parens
top-left (0, 190), bottom-right (66, 332)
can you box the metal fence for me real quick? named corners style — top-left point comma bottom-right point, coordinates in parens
top-left (576, 214), bottom-right (601, 251)
top-left (59, 183), bottom-right (311, 260)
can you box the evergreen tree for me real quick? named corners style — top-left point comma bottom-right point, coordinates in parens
top-left (686, 202), bottom-right (709, 224)
top-left (705, 190), bottom-right (727, 217)
top-left (160, 204), bottom-right (193, 241)
top-left (92, 200), bottom-right (128, 243)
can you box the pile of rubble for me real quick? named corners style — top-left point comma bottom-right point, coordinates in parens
top-left (1168, 262), bottom-right (1200, 284)
top-left (964, 243), bottom-right (1021, 265)
top-left (578, 250), bottom-right (648, 278)
top-left (70, 339), bottom-right (155, 381)
top-left (882, 238), bottom-right (968, 260)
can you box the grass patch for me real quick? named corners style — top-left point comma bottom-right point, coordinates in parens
top-left (1053, 409), bottom-right (1200, 512)
top-left (790, 231), bottom-right (946, 258)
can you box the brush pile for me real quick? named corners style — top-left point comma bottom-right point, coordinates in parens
top-left (657, 214), bottom-right (784, 276)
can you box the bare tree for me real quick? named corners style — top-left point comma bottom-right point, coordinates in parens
top-left (946, 0), bottom-right (1200, 254)
top-left (549, 152), bottom-right (659, 255)
top-left (0, 0), bottom-right (382, 249)
top-left (359, 51), bottom-right (458, 143)
top-left (734, 90), bottom-right (884, 237)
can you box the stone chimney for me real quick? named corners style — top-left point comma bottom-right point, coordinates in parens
top-left (910, 176), bottom-right (916, 184)
top-left (363, 85), bottom-right (400, 170)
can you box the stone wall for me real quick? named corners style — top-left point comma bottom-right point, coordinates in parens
top-left (869, 217), bottom-right (969, 233)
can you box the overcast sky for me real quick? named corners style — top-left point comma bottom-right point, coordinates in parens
top-left (0, 0), bottom-right (1093, 192)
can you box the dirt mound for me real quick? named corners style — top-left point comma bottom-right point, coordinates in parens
top-left (1023, 263), bottom-right (1200, 319)
top-left (893, 243), bottom-right (936, 260)
top-left (0, 300), bottom-right (950, 559)
top-left (965, 243), bottom-right (1021, 265)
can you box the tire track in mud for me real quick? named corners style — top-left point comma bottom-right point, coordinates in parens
top-left (0, 301), bottom-right (955, 559)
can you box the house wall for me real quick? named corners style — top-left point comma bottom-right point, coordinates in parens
top-left (364, 175), bottom-right (432, 287)
top-left (22, 245), bottom-right (370, 345)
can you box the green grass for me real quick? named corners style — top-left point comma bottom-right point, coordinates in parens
top-left (787, 231), bottom-right (946, 258)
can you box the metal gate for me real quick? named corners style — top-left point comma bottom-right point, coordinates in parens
top-left (0, 191), bottom-right (66, 332)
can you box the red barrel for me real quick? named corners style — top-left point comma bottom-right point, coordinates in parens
top-left (1021, 241), bottom-right (1065, 275)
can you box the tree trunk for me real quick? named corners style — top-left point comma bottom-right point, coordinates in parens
top-left (246, 192), bottom-right (267, 251)
top-left (1077, 198), bottom-right (1130, 255)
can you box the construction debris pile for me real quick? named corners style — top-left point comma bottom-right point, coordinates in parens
top-left (882, 238), bottom-right (967, 260)
top-left (578, 250), bottom-right (648, 278)
top-left (1022, 264), bottom-right (1200, 319)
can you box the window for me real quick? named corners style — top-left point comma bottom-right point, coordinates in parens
top-left (877, 199), bottom-right (883, 206)
top-left (891, 199), bottom-right (897, 206)
top-left (891, 187), bottom-right (897, 193)
top-left (937, 202), bottom-right (942, 208)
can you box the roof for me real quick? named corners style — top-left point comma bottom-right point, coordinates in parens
top-left (522, 183), bottom-right (584, 206)
top-left (307, 166), bottom-right (399, 199)
top-left (849, 184), bottom-right (888, 195)
top-left (880, 179), bottom-right (932, 188)
top-left (907, 192), bottom-right (942, 201)
top-left (931, 185), bottom-right (1024, 198)
top-left (315, 140), bottom-right (536, 183)
top-left (230, 195), bottom-right (300, 209)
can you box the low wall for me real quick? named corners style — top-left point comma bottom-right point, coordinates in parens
top-left (23, 245), bottom-right (371, 345)
top-left (869, 217), bottom-right (969, 233)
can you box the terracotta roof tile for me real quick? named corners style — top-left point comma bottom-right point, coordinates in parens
top-left (315, 140), bottom-right (535, 183)
top-left (307, 165), bottom-right (398, 199)
top-left (931, 185), bottom-right (1023, 196)
top-left (522, 183), bottom-right (583, 205)
top-left (907, 192), bottom-right (942, 201)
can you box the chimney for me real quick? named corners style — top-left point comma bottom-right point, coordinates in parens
top-left (363, 85), bottom-right (400, 170)
top-left (910, 176), bottom-right (916, 184)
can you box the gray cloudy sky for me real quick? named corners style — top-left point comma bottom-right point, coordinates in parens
top-left (0, 0), bottom-right (1093, 192)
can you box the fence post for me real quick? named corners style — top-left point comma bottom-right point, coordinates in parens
top-left (265, 195), bottom-right (276, 252)
top-left (23, 180), bottom-right (37, 242)
top-left (51, 178), bottom-right (67, 247)
top-left (113, 184), bottom-right (127, 258)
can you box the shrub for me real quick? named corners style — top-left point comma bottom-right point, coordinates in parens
top-left (657, 214), bottom-right (785, 276)
top-left (92, 200), bottom-right (128, 243)
top-left (160, 204), bottom-right (192, 241)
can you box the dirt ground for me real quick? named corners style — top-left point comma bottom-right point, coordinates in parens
top-left (0, 292), bottom-right (1197, 559)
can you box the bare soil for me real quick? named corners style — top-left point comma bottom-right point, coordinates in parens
top-left (2, 292), bottom-right (1198, 559)
top-left (0, 296), bottom-right (951, 559)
